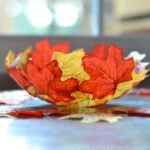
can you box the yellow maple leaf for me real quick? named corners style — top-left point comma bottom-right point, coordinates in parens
top-left (16, 47), bottom-right (32, 70)
top-left (5, 47), bottom-right (32, 71)
top-left (5, 51), bottom-right (15, 67)
top-left (52, 49), bottom-right (90, 81)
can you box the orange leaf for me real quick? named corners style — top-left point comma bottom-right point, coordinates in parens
top-left (32, 39), bottom-right (69, 68)
top-left (26, 60), bottom-right (79, 102)
top-left (79, 44), bottom-right (135, 99)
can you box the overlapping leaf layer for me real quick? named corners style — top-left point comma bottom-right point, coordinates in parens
top-left (5, 40), bottom-right (147, 107)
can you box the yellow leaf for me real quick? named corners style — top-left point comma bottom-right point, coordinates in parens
top-left (27, 86), bottom-right (36, 95)
top-left (16, 47), bottom-right (32, 69)
top-left (5, 51), bottom-right (15, 67)
top-left (52, 49), bottom-right (90, 81)
top-left (5, 47), bottom-right (32, 71)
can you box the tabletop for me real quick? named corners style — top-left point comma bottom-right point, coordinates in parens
top-left (0, 90), bottom-right (150, 150)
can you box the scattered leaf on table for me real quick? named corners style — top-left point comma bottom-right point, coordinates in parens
top-left (133, 88), bottom-right (150, 96)
top-left (7, 108), bottom-right (58, 118)
top-left (60, 113), bottom-right (123, 123)
top-left (1, 104), bottom-right (150, 123)
top-left (112, 106), bottom-right (150, 117)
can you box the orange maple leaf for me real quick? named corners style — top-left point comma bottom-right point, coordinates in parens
top-left (31, 39), bottom-right (69, 68)
top-left (79, 44), bottom-right (135, 99)
top-left (26, 60), bottom-right (79, 102)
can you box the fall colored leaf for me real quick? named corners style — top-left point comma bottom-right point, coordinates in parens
top-left (1, 104), bottom-right (150, 123)
top-left (5, 48), bottom-right (31, 89)
top-left (52, 49), bottom-right (89, 81)
top-left (111, 106), bottom-right (150, 117)
top-left (68, 66), bottom-right (147, 107)
top-left (26, 60), bottom-right (79, 102)
top-left (32, 39), bottom-right (69, 68)
top-left (133, 88), bottom-right (150, 96)
top-left (80, 44), bottom-right (135, 99)
top-left (59, 113), bottom-right (123, 123)
top-left (5, 51), bottom-right (15, 67)
top-left (7, 109), bottom-right (58, 118)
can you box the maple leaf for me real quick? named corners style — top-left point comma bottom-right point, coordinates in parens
top-left (52, 49), bottom-right (89, 81)
top-left (133, 88), bottom-right (150, 96)
top-left (26, 60), bottom-right (79, 103)
top-left (80, 44), bottom-right (135, 99)
top-left (59, 113), bottom-right (123, 123)
top-left (1, 103), bottom-right (150, 123)
top-left (0, 104), bottom-right (123, 123)
top-left (55, 70), bottom-right (146, 108)
top-left (32, 39), bottom-right (69, 68)
top-left (111, 106), bottom-right (150, 117)
top-left (5, 48), bottom-right (32, 89)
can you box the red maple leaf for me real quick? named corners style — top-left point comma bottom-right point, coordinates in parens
top-left (79, 44), bottom-right (135, 99)
top-left (6, 68), bottom-right (30, 89)
top-left (26, 58), bottom-right (79, 102)
top-left (32, 39), bottom-right (69, 68)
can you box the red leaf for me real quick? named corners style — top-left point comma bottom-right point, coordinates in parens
top-left (26, 60), bottom-right (79, 102)
top-left (7, 68), bottom-right (30, 89)
top-left (79, 44), bottom-right (135, 99)
top-left (2, 105), bottom-right (150, 119)
top-left (133, 88), bottom-right (150, 96)
top-left (112, 106), bottom-right (150, 117)
top-left (90, 43), bottom-right (107, 60)
top-left (32, 39), bottom-right (69, 68)
top-left (6, 107), bottom-right (70, 118)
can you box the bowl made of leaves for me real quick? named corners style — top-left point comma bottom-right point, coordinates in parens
top-left (5, 39), bottom-right (148, 107)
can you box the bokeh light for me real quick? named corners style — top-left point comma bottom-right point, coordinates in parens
top-left (25, 0), bottom-right (53, 28)
top-left (53, 0), bottom-right (83, 27)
